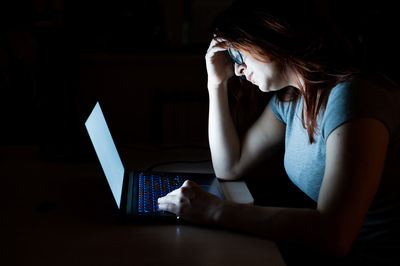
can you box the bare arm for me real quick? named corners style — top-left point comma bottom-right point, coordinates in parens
top-left (209, 89), bottom-right (286, 180)
top-left (213, 118), bottom-right (389, 256)
top-left (206, 39), bottom-right (285, 180)
top-left (159, 118), bottom-right (389, 257)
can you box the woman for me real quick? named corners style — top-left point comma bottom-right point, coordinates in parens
top-left (158, 0), bottom-right (400, 264)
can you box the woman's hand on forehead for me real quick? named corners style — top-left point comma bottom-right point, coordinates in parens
top-left (205, 38), bottom-right (235, 88)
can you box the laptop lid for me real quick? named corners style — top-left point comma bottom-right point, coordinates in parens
top-left (85, 102), bottom-right (125, 209)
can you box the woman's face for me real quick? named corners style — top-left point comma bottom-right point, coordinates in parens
top-left (234, 51), bottom-right (295, 92)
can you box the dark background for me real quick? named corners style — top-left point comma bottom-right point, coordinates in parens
top-left (0, 0), bottom-right (399, 162)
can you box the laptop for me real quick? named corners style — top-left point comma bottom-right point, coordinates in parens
top-left (85, 102), bottom-right (226, 222)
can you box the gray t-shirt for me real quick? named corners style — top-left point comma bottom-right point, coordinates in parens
top-left (269, 74), bottom-right (400, 244)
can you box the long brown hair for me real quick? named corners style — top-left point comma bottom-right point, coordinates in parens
top-left (212, 0), bottom-right (359, 143)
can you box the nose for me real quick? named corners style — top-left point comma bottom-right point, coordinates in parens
top-left (234, 63), bottom-right (246, 77)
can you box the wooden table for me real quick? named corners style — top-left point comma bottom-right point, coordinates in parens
top-left (1, 145), bottom-right (285, 266)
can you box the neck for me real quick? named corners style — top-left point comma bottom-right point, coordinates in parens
top-left (286, 67), bottom-right (305, 91)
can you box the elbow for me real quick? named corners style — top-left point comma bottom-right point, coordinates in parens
top-left (312, 214), bottom-right (355, 258)
top-left (215, 171), bottom-right (240, 181)
top-left (321, 226), bottom-right (355, 258)
top-left (211, 159), bottom-right (239, 180)
top-left (325, 238), bottom-right (352, 259)
top-left (213, 167), bottom-right (241, 181)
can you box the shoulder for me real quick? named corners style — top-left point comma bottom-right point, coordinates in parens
top-left (322, 73), bottom-right (400, 141)
top-left (329, 73), bottom-right (400, 103)
top-left (269, 88), bottom-right (300, 124)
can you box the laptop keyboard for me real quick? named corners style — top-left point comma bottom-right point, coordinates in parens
top-left (137, 173), bottom-right (185, 214)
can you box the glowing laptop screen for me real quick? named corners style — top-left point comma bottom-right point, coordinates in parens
top-left (85, 102), bottom-right (125, 208)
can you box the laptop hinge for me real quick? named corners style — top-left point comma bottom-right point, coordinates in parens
top-left (126, 172), bottom-right (136, 214)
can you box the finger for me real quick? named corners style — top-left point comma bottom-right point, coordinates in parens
top-left (213, 37), bottom-right (227, 43)
top-left (178, 187), bottom-right (196, 202)
top-left (207, 38), bottom-right (228, 52)
top-left (158, 193), bottom-right (179, 204)
top-left (182, 179), bottom-right (191, 187)
top-left (158, 198), bottom-right (188, 215)
top-left (208, 37), bottom-right (220, 47)
top-left (157, 196), bottom-right (167, 204)
top-left (163, 187), bottom-right (180, 197)
top-left (158, 192), bottom-right (191, 215)
top-left (182, 180), bottom-right (200, 189)
top-left (158, 203), bottom-right (178, 214)
top-left (207, 45), bottom-right (227, 54)
top-left (162, 182), bottom-right (192, 198)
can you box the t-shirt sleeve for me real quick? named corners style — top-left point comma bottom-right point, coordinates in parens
top-left (321, 77), bottom-right (400, 142)
top-left (269, 93), bottom-right (291, 124)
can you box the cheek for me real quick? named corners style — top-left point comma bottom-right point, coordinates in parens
top-left (257, 67), bottom-right (273, 84)
top-left (266, 63), bottom-right (278, 76)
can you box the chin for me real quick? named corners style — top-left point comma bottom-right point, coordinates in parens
top-left (257, 85), bottom-right (270, 92)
